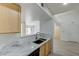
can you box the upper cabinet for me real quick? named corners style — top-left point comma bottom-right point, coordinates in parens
top-left (0, 3), bottom-right (21, 33)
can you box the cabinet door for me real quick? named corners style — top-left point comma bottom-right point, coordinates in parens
top-left (48, 40), bottom-right (51, 55)
top-left (40, 40), bottom-right (51, 56)
top-left (40, 43), bottom-right (46, 56)
top-left (45, 40), bottom-right (51, 56)
top-left (0, 4), bottom-right (21, 33)
top-left (45, 41), bottom-right (49, 56)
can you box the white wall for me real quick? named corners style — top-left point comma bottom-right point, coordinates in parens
top-left (54, 9), bottom-right (79, 43)
top-left (21, 4), bottom-right (40, 36)
top-left (22, 10), bottom-right (40, 36)
top-left (32, 21), bottom-right (40, 34)
top-left (40, 19), bottom-right (54, 38)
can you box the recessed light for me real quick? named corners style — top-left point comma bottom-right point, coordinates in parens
top-left (63, 3), bottom-right (68, 5)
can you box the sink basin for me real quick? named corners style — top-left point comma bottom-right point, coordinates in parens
top-left (33, 40), bottom-right (43, 44)
top-left (33, 38), bottom-right (46, 44)
top-left (38, 38), bottom-right (46, 41)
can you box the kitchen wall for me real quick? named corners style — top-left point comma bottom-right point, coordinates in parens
top-left (0, 3), bottom-right (40, 45)
top-left (31, 21), bottom-right (40, 34)
top-left (40, 19), bottom-right (54, 38)
top-left (20, 4), bottom-right (41, 36)
top-left (0, 3), bottom-right (52, 45)
top-left (54, 8), bottom-right (79, 43)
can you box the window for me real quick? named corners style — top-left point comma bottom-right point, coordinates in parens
top-left (21, 20), bottom-right (40, 36)
top-left (26, 27), bottom-right (32, 35)
top-left (25, 25), bottom-right (34, 35)
top-left (21, 22), bottom-right (34, 36)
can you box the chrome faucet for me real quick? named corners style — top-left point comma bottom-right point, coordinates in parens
top-left (35, 32), bottom-right (40, 40)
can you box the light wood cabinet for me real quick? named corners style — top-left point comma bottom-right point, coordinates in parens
top-left (40, 43), bottom-right (46, 56)
top-left (40, 39), bottom-right (51, 56)
top-left (0, 4), bottom-right (21, 33)
top-left (45, 40), bottom-right (51, 56)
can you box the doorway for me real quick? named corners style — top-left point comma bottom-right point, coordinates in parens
top-left (54, 23), bottom-right (61, 41)
top-left (53, 22), bottom-right (61, 55)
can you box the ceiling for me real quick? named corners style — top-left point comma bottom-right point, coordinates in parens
top-left (18, 3), bottom-right (79, 21)
top-left (18, 3), bottom-right (51, 21)
top-left (45, 3), bottom-right (79, 15)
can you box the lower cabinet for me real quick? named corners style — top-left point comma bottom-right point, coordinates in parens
top-left (45, 40), bottom-right (51, 56)
top-left (40, 43), bottom-right (46, 56)
top-left (40, 39), bottom-right (51, 56)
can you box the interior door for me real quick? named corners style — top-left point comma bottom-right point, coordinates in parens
top-left (54, 23), bottom-right (61, 41)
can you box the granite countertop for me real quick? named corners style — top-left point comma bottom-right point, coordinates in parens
top-left (0, 34), bottom-right (51, 56)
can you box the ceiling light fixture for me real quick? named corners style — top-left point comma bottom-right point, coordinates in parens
top-left (63, 3), bottom-right (68, 5)
top-left (41, 3), bottom-right (44, 7)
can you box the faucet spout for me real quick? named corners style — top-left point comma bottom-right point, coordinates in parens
top-left (35, 32), bottom-right (40, 40)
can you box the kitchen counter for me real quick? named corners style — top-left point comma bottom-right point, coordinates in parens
top-left (0, 34), bottom-right (51, 56)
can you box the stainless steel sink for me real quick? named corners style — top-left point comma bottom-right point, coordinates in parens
top-left (33, 38), bottom-right (46, 44)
